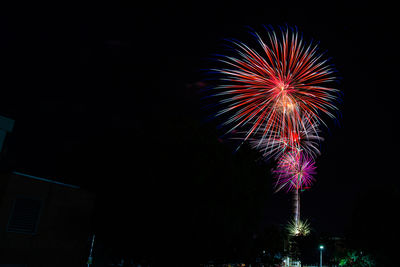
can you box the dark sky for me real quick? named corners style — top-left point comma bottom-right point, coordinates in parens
top-left (1, 1), bottom-right (398, 238)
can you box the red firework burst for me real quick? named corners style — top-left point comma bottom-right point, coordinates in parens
top-left (212, 27), bottom-right (338, 145)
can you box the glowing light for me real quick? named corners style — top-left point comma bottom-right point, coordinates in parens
top-left (286, 218), bottom-right (311, 236)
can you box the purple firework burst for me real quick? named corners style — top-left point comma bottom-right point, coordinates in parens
top-left (273, 151), bottom-right (317, 192)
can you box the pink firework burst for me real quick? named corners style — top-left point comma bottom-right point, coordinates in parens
top-left (273, 151), bottom-right (317, 192)
top-left (212, 26), bottom-right (338, 144)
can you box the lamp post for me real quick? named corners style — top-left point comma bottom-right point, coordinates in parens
top-left (319, 245), bottom-right (324, 267)
top-left (87, 234), bottom-right (95, 267)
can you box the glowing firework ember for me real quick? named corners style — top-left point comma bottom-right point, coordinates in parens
top-left (211, 26), bottom-right (338, 144)
top-left (273, 151), bottom-right (317, 192)
top-left (286, 218), bottom-right (311, 236)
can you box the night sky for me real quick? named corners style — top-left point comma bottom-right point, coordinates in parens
top-left (1, 1), bottom-right (398, 262)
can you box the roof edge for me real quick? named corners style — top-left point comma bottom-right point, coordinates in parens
top-left (12, 171), bottom-right (80, 189)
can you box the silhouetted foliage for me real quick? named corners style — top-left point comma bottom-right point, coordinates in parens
top-left (338, 250), bottom-right (375, 266)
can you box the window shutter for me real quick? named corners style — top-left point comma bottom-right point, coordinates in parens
top-left (7, 197), bottom-right (42, 234)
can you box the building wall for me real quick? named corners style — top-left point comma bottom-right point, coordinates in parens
top-left (0, 172), bottom-right (95, 267)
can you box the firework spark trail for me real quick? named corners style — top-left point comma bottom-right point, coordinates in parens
top-left (248, 113), bottom-right (324, 161)
top-left (212, 27), bottom-right (338, 145)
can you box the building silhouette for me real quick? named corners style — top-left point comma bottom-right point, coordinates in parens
top-left (0, 115), bottom-right (95, 267)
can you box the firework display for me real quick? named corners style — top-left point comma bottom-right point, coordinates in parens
top-left (209, 26), bottom-right (340, 237)
top-left (212, 27), bottom-right (338, 146)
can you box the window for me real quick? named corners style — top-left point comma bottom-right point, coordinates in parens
top-left (7, 197), bottom-right (42, 234)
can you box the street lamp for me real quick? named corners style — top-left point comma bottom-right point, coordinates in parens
top-left (319, 245), bottom-right (324, 267)
top-left (87, 234), bottom-right (95, 267)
